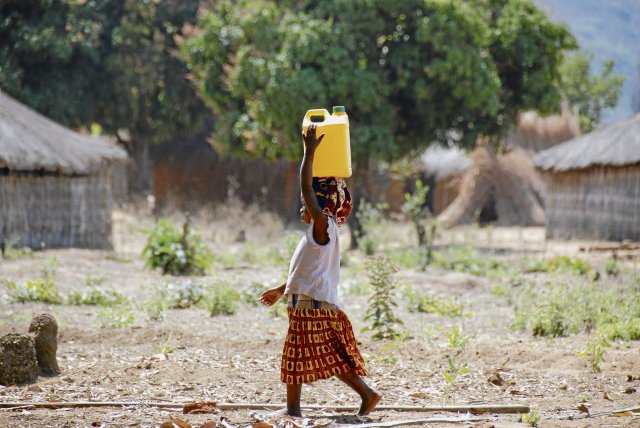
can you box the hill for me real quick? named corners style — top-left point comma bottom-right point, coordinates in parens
top-left (534, 0), bottom-right (640, 122)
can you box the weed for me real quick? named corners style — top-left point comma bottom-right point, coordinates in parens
top-left (67, 287), bottom-right (126, 306)
top-left (205, 280), bottom-right (241, 316)
top-left (169, 280), bottom-right (206, 309)
top-left (1, 239), bottom-right (32, 261)
top-left (578, 333), bottom-right (611, 373)
top-left (362, 256), bottom-right (403, 340)
top-left (442, 355), bottom-right (469, 399)
top-left (403, 287), bottom-right (465, 317)
top-left (143, 218), bottom-right (213, 275)
top-left (604, 257), bottom-right (619, 277)
top-left (157, 344), bottom-right (175, 354)
top-left (526, 256), bottom-right (591, 276)
top-left (513, 278), bottom-right (640, 340)
top-left (519, 410), bottom-right (541, 427)
top-left (96, 303), bottom-right (135, 328)
top-left (142, 282), bottom-right (173, 321)
top-left (401, 179), bottom-right (436, 269)
top-left (432, 246), bottom-right (512, 278)
top-left (6, 277), bottom-right (63, 305)
top-left (444, 325), bottom-right (470, 352)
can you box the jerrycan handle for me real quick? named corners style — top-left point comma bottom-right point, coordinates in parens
top-left (304, 109), bottom-right (330, 123)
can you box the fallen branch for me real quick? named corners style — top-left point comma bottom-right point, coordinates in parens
top-left (0, 401), bottom-right (529, 414)
top-left (342, 416), bottom-right (489, 427)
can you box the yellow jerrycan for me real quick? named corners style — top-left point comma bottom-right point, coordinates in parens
top-left (302, 106), bottom-right (352, 177)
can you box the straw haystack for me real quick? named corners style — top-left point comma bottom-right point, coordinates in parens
top-left (436, 146), bottom-right (545, 228)
top-left (534, 114), bottom-right (640, 241)
top-left (415, 145), bottom-right (470, 216)
top-left (0, 90), bottom-right (128, 249)
top-left (508, 107), bottom-right (581, 152)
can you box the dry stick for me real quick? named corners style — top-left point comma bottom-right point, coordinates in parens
top-left (0, 402), bottom-right (530, 414)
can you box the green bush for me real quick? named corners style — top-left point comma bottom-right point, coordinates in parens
top-left (205, 280), bottom-right (241, 316)
top-left (525, 255), bottom-right (591, 276)
top-left (403, 287), bottom-right (464, 317)
top-left (143, 218), bottom-right (213, 275)
top-left (6, 277), bottom-right (63, 304)
top-left (67, 287), bottom-right (127, 306)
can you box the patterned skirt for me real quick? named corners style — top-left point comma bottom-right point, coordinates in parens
top-left (281, 306), bottom-right (368, 384)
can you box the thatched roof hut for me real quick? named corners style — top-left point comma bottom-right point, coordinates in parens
top-left (0, 90), bottom-right (128, 249)
top-left (533, 113), bottom-right (640, 241)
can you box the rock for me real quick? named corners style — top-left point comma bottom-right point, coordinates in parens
top-left (29, 313), bottom-right (60, 376)
top-left (0, 333), bottom-right (38, 385)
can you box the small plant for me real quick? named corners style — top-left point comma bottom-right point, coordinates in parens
top-left (169, 280), bottom-right (206, 309)
top-left (96, 303), bottom-right (135, 328)
top-left (1, 239), bottom-right (32, 261)
top-left (67, 287), bottom-right (126, 306)
top-left (442, 355), bottom-right (469, 399)
top-left (578, 333), bottom-right (611, 373)
top-left (444, 325), bottom-right (470, 352)
top-left (85, 274), bottom-right (106, 287)
top-left (6, 277), bottom-right (63, 304)
top-left (519, 410), bottom-right (541, 427)
top-left (401, 179), bottom-right (436, 269)
top-left (143, 218), bottom-right (213, 275)
top-left (205, 280), bottom-right (241, 316)
top-left (403, 287), bottom-right (465, 317)
top-left (526, 255), bottom-right (591, 276)
top-left (604, 256), bottom-right (619, 277)
top-left (432, 246), bottom-right (512, 278)
top-left (362, 256), bottom-right (403, 340)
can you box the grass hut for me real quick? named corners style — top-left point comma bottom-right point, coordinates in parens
top-left (0, 90), bottom-right (128, 250)
top-left (533, 114), bottom-right (640, 241)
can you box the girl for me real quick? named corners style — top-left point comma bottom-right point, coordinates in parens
top-left (259, 124), bottom-right (381, 417)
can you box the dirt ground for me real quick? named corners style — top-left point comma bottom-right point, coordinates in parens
top-left (0, 206), bottom-right (639, 428)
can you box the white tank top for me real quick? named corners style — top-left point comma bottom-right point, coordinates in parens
top-left (284, 216), bottom-right (340, 306)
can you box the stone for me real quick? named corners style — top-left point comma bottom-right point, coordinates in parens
top-left (29, 313), bottom-right (60, 376)
top-left (0, 333), bottom-right (38, 385)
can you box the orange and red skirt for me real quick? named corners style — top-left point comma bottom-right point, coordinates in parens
top-left (281, 307), bottom-right (368, 384)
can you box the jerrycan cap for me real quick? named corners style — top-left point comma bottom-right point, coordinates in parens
top-left (332, 106), bottom-right (346, 113)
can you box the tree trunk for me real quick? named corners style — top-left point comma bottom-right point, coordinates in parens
top-left (128, 136), bottom-right (152, 195)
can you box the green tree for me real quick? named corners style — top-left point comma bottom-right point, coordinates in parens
top-left (0, 0), bottom-right (209, 193)
top-left (559, 51), bottom-right (626, 132)
top-left (183, 0), bottom-right (575, 162)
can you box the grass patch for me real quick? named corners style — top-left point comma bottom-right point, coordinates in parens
top-left (67, 287), bottom-right (127, 306)
top-left (402, 286), bottom-right (465, 317)
top-left (431, 246), bottom-right (513, 278)
top-left (513, 277), bottom-right (640, 340)
top-left (525, 255), bottom-right (591, 276)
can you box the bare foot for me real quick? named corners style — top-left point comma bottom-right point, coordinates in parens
top-left (358, 391), bottom-right (382, 416)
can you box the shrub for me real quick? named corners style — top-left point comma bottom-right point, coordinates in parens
top-left (403, 287), bottom-right (464, 317)
top-left (143, 218), bottom-right (213, 275)
top-left (205, 280), bottom-right (241, 316)
top-left (525, 255), bottom-right (591, 276)
top-left (6, 277), bottom-right (63, 305)
top-left (67, 287), bottom-right (126, 306)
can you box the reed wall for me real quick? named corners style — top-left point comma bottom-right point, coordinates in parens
top-left (0, 170), bottom-right (114, 249)
top-left (542, 165), bottom-right (640, 241)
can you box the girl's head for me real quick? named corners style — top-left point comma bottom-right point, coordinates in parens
top-left (300, 177), bottom-right (352, 226)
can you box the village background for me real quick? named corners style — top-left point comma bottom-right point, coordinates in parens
top-left (1, 1), bottom-right (639, 427)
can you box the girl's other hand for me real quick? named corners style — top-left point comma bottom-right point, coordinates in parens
top-left (259, 286), bottom-right (284, 306)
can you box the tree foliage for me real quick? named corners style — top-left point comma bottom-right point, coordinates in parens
top-left (559, 51), bottom-right (626, 132)
top-left (183, 0), bottom-right (576, 163)
top-left (0, 0), bottom-right (209, 191)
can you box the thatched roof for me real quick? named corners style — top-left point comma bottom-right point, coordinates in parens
top-left (0, 90), bottom-right (127, 175)
top-left (533, 113), bottom-right (640, 172)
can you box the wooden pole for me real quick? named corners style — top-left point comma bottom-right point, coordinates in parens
top-left (0, 401), bottom-right (530, 414)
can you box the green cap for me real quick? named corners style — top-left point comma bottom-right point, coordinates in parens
top-left (332, 106), bottom-right (346, 113)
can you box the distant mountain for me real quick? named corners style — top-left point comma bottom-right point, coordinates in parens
top-left (533, 0), bottom-right (640, 122)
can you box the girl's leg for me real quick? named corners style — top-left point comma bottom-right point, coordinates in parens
top-left (336, 371), bottom-right (381, 415)
top-left (286, 383), bottom-right (303, 417)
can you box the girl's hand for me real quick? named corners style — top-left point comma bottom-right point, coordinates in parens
top-left (259, 286), bottom-right (284, 306)
top-left (302, 124), bottom-right (325, 153)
